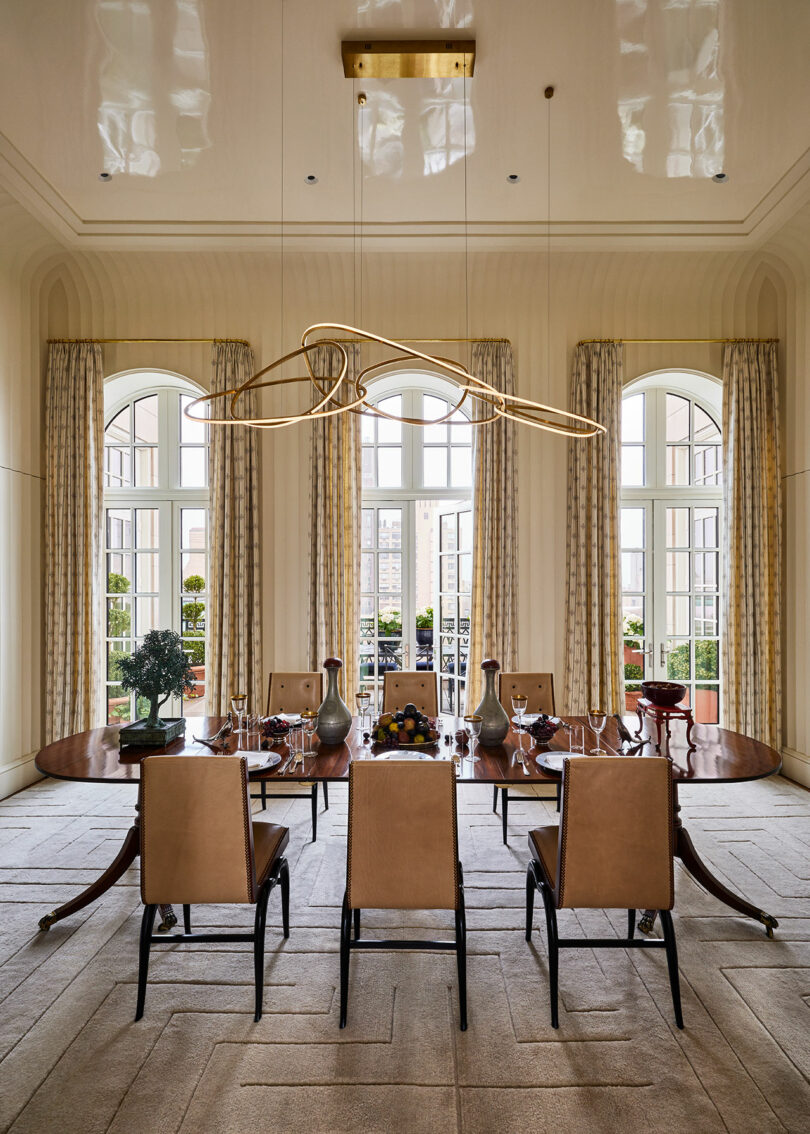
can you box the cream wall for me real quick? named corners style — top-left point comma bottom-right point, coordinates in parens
top-left (1, 201), bottom-right (808, 795)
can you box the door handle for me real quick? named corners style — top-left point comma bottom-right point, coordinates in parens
top-left (660, 642), bottom-right (671, 668)
top-left (403, 642), bottom-right (410, 669)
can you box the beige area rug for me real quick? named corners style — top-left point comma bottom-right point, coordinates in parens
top-left (0, 771), bottom-right (808, 1133)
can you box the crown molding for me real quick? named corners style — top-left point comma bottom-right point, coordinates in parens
top-left (2, 129), bottom-right (809, 253)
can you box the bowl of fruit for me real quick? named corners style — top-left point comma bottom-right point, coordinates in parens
top-left (261, 716), bottom-right (292, 749)
top-left (526, 714), bottom-right (560, 746)
top-left (372, 704), bottom-right (441, 750)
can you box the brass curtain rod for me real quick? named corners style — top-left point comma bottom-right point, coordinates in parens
top-left (578, 337), bottom-right (779, 345)
top-left (47, 337), bottom-right (252, 346)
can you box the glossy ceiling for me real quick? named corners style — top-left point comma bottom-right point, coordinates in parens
top-left (1, 0), bottom-right (809, 250)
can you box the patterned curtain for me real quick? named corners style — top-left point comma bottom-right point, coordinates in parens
top-left (721, 341), bottom-right (782, 750)
top-left (563, 342), bottom-right (624, 714)
top-left (307, 344), bottom-right (362, 700)
top-left (467, 341), bottom-right (518, 708)
top-left (44, 342), bottom-right (105, 743)
top-left (208, 341), bottom-right (262, 715)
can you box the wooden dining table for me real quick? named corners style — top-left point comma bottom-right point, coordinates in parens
top-left (34, 714), bottom-right (781, 937)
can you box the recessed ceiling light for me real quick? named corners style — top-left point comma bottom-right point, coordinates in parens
top-left (305, 174), bottom-right (318, 185)
top-left (712, 171), bottom-right (728, 183)
top-left (506, 173), bottom-right (520, 184)
top-left (98, 171), bottom-right (112, 182)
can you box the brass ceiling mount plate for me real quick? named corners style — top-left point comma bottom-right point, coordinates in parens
top-left (341, 39), bottom-right (475, 79)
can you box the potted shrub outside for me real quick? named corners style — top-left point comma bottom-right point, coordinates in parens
top-left (416, 606), bottom-right (433, 646)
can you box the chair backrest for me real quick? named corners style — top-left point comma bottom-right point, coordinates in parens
top-left (382, 671), bottom-right (439, 716)
top-left (140, 755), bottom-right (257, 905)
top-left (347, 761), bottom-right (459, 910)
top-left (499, 672), bottom-right (556, 715)
top-left (266, 671), bottom-right (323, 715)
top-left (557, 756), bottom-right (674, 911)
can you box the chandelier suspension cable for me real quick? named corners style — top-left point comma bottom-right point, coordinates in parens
top-left (546, 84), bottom-right (552, 403)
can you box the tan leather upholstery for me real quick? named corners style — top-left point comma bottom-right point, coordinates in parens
top-left (348, 760), bottom-right (458, 910)
top-left (140, 755), bottom-right (289, 905)
top-left (382, 672), bottom-right (439, 716)
top-left (266, 672), bottom-right (323, 716)
top-left (529, 826), bottom-right (559, 883)
top-left (253, 821), bottom-right (290, 886)
top-left (498, 672), bottom-right (556, 715)
top-left (530, 756), bottom-right (674, 910)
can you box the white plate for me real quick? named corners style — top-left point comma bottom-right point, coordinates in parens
top-left (278, 713), bottom-right (302, 725)
top-left (238, 751), bottom-right (282, 771)
top-left (534, 751), bottom-right (582, 772)
top-left (511, 714), bottom-right (540, 726)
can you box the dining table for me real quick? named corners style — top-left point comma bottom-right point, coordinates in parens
top-left (34, 713), bottom-right (781, 937)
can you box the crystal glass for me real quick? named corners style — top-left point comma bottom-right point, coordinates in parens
top-left (287, 723), bottom-right (303, 767)
top-left (302, 709), bottom-right (318, 754)
top-left (564, 722), bottom-right (584, 754)
top-left (355, 690), bottom-right (371, 732)
top-left (463, 714), bottom-right (483, 762)
top-left (587, 708), bottom-right (608, 755)
top-left (511, 693), bottom-right (528, 732)
top-left (231, 693), bottom-right (247, 742)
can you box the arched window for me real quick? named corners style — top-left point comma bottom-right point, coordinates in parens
top-left (103, 371), bottom-right (209, 724)
top-left (620, 371), bottom-right (722, 722)
top-left (360, 373), bottom-right (473, 713)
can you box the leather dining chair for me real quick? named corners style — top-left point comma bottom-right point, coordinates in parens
top-left (259, 670), bottom-right (328, 837)
top-left (340, 760), bottom-right (467, 1030)
top-left (382, 671), bottom-right (439, 716)
top-left (493, 671), bottom-right (560, 842)
top-left (525, 755), bottom-right (683, 1029)
top-left (136, 754), bottom-right (290, 1023)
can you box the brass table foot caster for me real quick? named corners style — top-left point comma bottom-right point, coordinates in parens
top-left (637, 911), bottom-right (657, 936)
top-left (38, 911), bottom-right (58, 932)
top-left (156, 905), bottom-right (177, 933)
top-left (760, 913), bottom-right (778, 939)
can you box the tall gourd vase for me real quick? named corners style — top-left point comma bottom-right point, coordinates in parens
top-left (316, 657), bottom-right (353, 744)
top-left (474, 658), bottom-right (511, 746)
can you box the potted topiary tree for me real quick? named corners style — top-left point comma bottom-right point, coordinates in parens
top-left (116, 628), bottom-right (195, 747)
top-left (416, 606), bottom-right (433, 646)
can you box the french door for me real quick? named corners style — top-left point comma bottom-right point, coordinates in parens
top-left (622, 499), bottom-right (721, 721)
top-left (436, 501), bottom-right (472, 715)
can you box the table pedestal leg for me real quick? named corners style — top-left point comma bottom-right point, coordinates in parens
top-left (38, 806), bottom-right (178, 933)
top-left (38, 820), bottom-right (140, 931)
top-left (636, 785), bottom-right (779, 939)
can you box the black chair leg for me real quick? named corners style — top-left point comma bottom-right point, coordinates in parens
top-left (279, 857), bottom-right (290, 938)
top-left (339, 892), bottom-right (351, 1029)
top-left (253, 883), bottom-right (272, 1022)
top-left (540, 883), bottom-right (559, 1028)
top-left (500, 788), bottom-right (509, 844)
top-left (135, 904), bottom-right (158, 1021)
top-left (455, 891), bottom-right (468, 1031)
top-left (627, 909), bottom-right (636, 940)
top-left (353, 908), bottom-right (360, 941)
top-left (492, 785), bottom-right (498, 813)
top-left (261, 780), bottom-right (267, 810)
top-left (660, 909), bottom-right (684, 1029)
top-left (311, 784), bottom-right (318, 842)
top-left (555, 783), bottom-right (561, 813)
top-left (323, 781), bottom-right (329, 810)
top-left (525, 863), bottom-right (536, 941)
top-left (183, 904), bottom-right (191, 934)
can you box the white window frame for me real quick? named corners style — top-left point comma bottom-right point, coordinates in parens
top-left (361, 371), bottom-right (473, 711)
top-left (103, 369), bottom-right (209, 723)
top-left (621, 369), bottom-right (722, 720)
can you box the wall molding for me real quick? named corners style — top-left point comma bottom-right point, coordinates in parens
top-left (781, 746), bottom-right (810, 790)
top-left (0, 752), bottom-right (42, 800)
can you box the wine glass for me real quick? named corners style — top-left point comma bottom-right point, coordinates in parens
top-left (231, 693), bottom-right (247, 743)
top-left (587, 708), bottom-right (608, 755)
top-left (302, 708), bottom-right (318, 754)
top-left (355, 690), bottom-right (371, 732)
top-left (511, 693), bottom-right (528, 730)
top-left (463, 714), bottom-right (483, 763)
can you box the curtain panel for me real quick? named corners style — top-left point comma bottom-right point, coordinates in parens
top-left (721, 341), bottom-right (782, 750)
top-left (563, 342), bottom-right (624, 714)
top-left (467, 341), bottom-right (518, 708)
top-left (208, 341), bottom-right (262, 715)
top-left (308, 344), bottom-right (362, 699)
top-left (44, 341), bottom-right (105, 743)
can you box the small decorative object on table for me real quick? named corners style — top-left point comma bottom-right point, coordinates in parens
top-left (473, 659), bottom-right (511, 746)
top-left (372, 704), bottom-right (441, 749)
top-left (640, 680), bottom-right (687, 707)
top-left (317, 657), bottom-right (353, 744)
top-left (116, 629), bottom-right (194, 748)
top-left (636, 691), bottom-right (695, 753)
top-left (526, 714), bottom-right (559, 746)
top-left (261, 716), bottom-right (291, 749)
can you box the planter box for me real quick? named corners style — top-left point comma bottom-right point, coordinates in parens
top-left (119, 717), bottom-right (186, 749)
